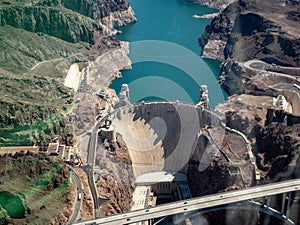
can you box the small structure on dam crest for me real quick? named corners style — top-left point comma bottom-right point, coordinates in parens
top-left (197, 84), bottom-right (209, 108)
top-left (119, 83), bottom-right (131, 107)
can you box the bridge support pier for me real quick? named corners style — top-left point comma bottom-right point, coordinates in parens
top-left (286, 192), bottom-right (292, 218)
top-left (282, 193), bottom-right (287, 214)
top-left (281, 192), bottom-right (293, 219)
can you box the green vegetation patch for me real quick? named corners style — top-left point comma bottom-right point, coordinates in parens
top-left (0, 205), bottom-right (9, 224)
top-left (0, 191), bottom-right (26, 219)
top-left (0, 108), bottom-right (73, 146)
top-left (0, 155), bottom-right (71, 224)
top-left (0, 26), bottom-right (89, 74)
top-left (0, 25), bottom-right (89, 146)
top-left (0, 0), bottom-right (97, 145)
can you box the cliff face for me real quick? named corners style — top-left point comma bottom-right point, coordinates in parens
top-left (255, 122), bottom-right (300, 179)
top-left (62, 0), bottom-right (129, 19)
top-left (0, 6), bottom-right (95, 43)
top-left (0, 0), bottom-right (135, 45)
top-left (199, 1), bottom-right (240, 61)
top-left (206, 0), bottom-right (300, 185)
top-left (96, 134), bottom-right (135, 217)
top-left (200, 0), bottom-right (300, 67)
top-left (216, 93), bottom-right (300, 184)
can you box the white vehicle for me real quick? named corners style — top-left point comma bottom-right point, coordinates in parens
top-left (293, 84), bottom-right (300, 90)
top-left (78, 193), bottom-right (82, 201)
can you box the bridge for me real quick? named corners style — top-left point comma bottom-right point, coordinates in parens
top-left (73, 178), bottom-right (300, 225)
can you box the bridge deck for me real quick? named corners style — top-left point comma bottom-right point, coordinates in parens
top-left (73, 178), bottom-right (300, 225)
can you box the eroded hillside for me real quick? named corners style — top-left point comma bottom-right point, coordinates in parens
top-left (200, 0), bottom-right (300, 67)
top-left (0, 0), bottom-right (134, 146)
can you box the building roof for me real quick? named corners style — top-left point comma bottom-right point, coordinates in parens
top-left (135, 171), bottom-right (187, 185)
top-left (131, 186), bottom-right (151, 211)
top-left (47, 142), bottom-right (59, 154)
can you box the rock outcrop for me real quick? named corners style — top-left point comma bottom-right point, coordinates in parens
top-left (96, 133), bottom-right (135, 216)
top-left (215, 94), bottom-right (300, 183)
top-left (99, 6), bottom-right (136, 36)
top-left (189, 0), bottom-right (235, 9)
top-left (200, 0), bottom-right (300, 69)
top-left (203, 0), bottom-right (300, 184)
top-left (199, 1), bottom-right (240, 61)
top-left (254, 122), bottom-right (300, 180)
top-left (61, 0), bottom-right (130, 19)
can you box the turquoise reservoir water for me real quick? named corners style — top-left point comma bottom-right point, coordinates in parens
top-left (110, 0), bottom-right (226, 108)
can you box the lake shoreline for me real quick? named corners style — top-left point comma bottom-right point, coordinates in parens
top-left (109, 0), bottom-right (225, 106)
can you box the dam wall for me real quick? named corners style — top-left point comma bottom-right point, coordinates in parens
top-left (107, 101), bottom-right (224, 177)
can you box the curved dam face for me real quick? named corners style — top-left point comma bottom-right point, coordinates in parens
top-left (109, 102), bottom-right (224, 177)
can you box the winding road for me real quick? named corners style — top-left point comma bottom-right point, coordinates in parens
top-left (68, 169), bottom-right (83, 224)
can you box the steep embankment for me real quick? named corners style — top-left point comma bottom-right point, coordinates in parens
top-left (0, 0), bottom-right (135, 146)
top-left (0, 5), bottom-right (95, 43)
top-left (61, 0), bottom-right (130, 19)
top-left (200, 0), bottom-right (300, 69)
top-left (201, 0), bottom-right (300, 184)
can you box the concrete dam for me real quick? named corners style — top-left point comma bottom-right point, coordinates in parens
top-left (94, 101), bottom-right (297, 225)
top-left (101, 101), bottom-right (225, 178)
top-left (94, 94), bottom-right (298, 225)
